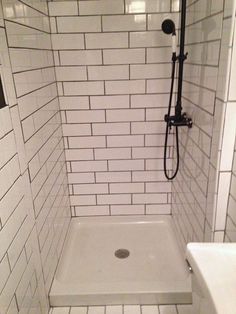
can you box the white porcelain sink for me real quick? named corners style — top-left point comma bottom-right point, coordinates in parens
top-left (186, 243), bottom-right (236, 314)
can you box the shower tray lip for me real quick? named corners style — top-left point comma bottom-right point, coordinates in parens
top-left (50, 214), bottom-right (192, 306)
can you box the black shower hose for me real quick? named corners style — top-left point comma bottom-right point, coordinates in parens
top-left (164, 58), bottom-right (180, 180)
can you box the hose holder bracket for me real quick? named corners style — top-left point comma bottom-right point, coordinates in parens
top-left (164, 113), bottom-right (193, 128)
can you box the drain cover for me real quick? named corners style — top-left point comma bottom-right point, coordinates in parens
top-left (115, 249), bottom-right (130, 259)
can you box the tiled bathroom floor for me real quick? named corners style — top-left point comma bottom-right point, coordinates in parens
top-left (51, 305), bottom-right (193, 314)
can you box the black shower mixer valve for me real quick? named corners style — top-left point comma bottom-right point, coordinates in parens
top-left (164, 112), bottom-right (193, 128)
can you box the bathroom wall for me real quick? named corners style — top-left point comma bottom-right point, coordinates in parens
top-left (172, 0), bottom-right (236, 246)
top-left (225, 140), bottom-right (236, 241)
top-left (0, 0), bottom-right (70, 313)
top-left (225, 11), bottom-right (236, 242)
top-left (49, 0), bottom-right (179, 217)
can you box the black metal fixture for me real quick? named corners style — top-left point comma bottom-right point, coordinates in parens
top-left (163, 0), bottom-right (192, 180)
top-left (0, 77), bottom-right (7, 109)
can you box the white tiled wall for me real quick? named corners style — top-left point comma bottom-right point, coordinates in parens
top-left (0, 0), bottom-right (70, 313)
top-left (225, 10), bottom-right (236, 242)
top-left (49, 0), bottom-right (178, 217)
top-left (172, 0), bottom-right (236, 246)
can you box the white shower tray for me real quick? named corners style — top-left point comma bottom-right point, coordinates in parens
top-left (50, 215), bottom-right (191, 306)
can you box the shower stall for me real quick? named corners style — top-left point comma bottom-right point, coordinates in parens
top-left (0, 0), bottom-right (236, 313)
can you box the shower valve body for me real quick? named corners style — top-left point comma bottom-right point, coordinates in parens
top-left (164, 113), bottom-right (192, 128)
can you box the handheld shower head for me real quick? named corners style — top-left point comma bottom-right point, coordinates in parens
top-left (162, 19), bottom-right (176, 35)
top-left (162, 19), bottom-right (177, 54)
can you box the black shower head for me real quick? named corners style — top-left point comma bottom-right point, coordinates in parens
top-left (162, 19), bottom-right (176, 35)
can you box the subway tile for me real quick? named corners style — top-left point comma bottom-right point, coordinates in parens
top-left (68, 136), bottom-right (106, 148)
top-left (92, 123), bottom-right (130, 135)
top-left (65, 149), bottom-right (94, 161)
top-left (73, 183), bottom-right (108, 195)
top-left (132, 147), bottom-right (164, 158)
top-left (57, 16), bottom-right (101, 33)
top-left (125, 0), bottom-right (170, 13)
top-left (79, 0), bottom-right (124, 15)
top-left (6, 21), bottom-right (51, 50)
top-left (0, 175), bottom-right (24, 226)
top-left (49, 1), bottom-right (78, 16)
top-left (147, 47), bottom-right (173, 63)
top-left (97, 194), bottom-right (131, 205)
top-left (96, 171), bottom-right (131, 183)
top-left (86, 33), bottom-right (128, 49)
top-left (131, 94), bottom-right (169, 108)
top-left (70, 195), bottom-right (96, 206)
top-left (71, 160), bottom-right (107, 172)
top-left (132, 122), bottom-right (164, 134)
top-left (75, 206), bottom-right (109, 216)
top-left (60, 50), bottom-right (102, 66)
top-left (105, 80), bottom-right (145, 95)
top-left (130, 64), bottom-right (171, 79)
top-left (146, 204), bottom-right (171, 214)
top-left (146, 158), bottom-right (171, 170)
top-left (111, 204), bottom-right (145, 215)
top-left (55, 66), bottom-right (87, 81)
top-left (59, 96), bottom-right (89, 110)
top-left (108, 159), bottom-right (144, 171)
top-left (51, 34), bottom-right (84, 50)
top-left (103, 15), bottom-right (146, 32)
top-left (107, 135), bottom-right (144, 147)
top-left (147, 79), bottom-right (171, 93)
top-left (0, 131), bottom-right (16, 168)
top-left (90, 95), bottom-right (129, 109)
top-left (133, 193), bottom-right (167, 204)
top-left (107, 109), bottom-right (145, 122)
top-left (66, 110), bottom-right (105, 123)
top-left (64, 81), bottom-right (104, 96)
top-left (68, 172), bottom-right (95, 184)
top-left (146, 108), bottom-right (167, 121)
top-left (62, 124), bottom-right (91, 136)
top-left (146, 182), bottom-right (171, 193)
top-left (0, 255), bottom-right (11, 292)
top-left (145, 134), bottom-right (169, 147)
top-left (132, 170), bottom-right (165, 182)
top-left (103, 48), bottom-right (145, 65)
top-left (94, 148), bottom-right (131, 160)
top-left (0, 155), bottom-right (20, 200)
top-left (88, 65), bottom-right (129, 80)
top-left (110, 182), bottom-right (144, 193)
top-left (130, 31), bottom-right (169, 47)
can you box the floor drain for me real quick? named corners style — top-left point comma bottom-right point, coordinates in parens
top-left (115, 249), bottom-right (130, 259)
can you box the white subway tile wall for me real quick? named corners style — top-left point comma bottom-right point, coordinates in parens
top-left (172, 0), bottom-right (236, 247)
top-left (225, 14), bottom-right (236, 242)
top-left (0, 0), bottom-right (70, 313)
top-left (50, 0), bottom-right (177, 217)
